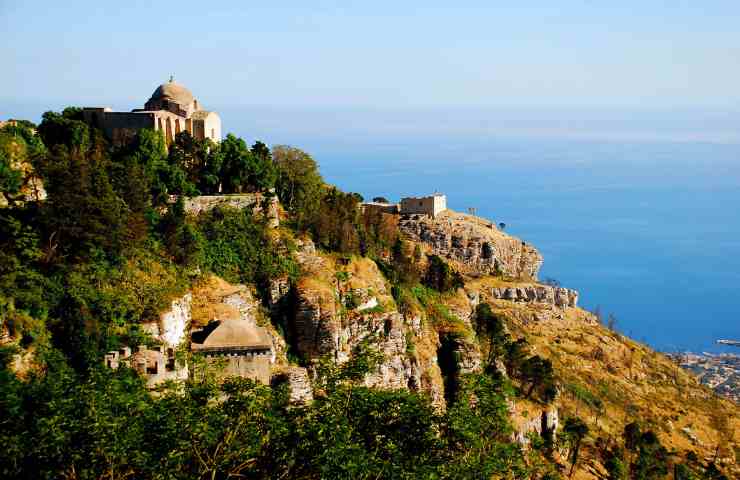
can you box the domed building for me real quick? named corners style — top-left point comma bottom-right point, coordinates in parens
top-left (83, 78), bottom-right (221, 146)
top-left (191, 317), bottom-right (273, 383)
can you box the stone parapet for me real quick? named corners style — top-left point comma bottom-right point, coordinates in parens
top-left (181, 193), bottom-right (279, 227)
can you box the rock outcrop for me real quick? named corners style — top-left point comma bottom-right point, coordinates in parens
top-left (143, 294), bottom-right (192, 347)
top-left (275, 366), bottom-right (314, 405)
top-left (290, 243), bottom-right (448, 404)
top-left (0, 133), bottom-right (46, 208)
top-left (399, 210), bottom-right (542, 280)
top-left (490, 285), bottom-right (578, 308)
top-left (292, 270), bottom-right (419, 390)
top-left (511, 405), bottom-right (559, 446)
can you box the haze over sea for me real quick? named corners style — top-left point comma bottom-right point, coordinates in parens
top-left (218, 106), bottom-right (740, 355)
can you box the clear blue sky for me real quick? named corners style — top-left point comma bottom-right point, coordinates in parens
top-left (3, 1), bottom-right (740, 114)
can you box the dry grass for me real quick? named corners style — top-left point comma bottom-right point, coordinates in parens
top-left (481, 287), bottom-right (739, 475)
top-left (191, 275), bottom-right (251, 326)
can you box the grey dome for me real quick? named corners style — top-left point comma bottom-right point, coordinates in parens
top-left (149, 80), bottom-right (194, 106)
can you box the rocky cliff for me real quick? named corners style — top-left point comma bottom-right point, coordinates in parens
top-left (399, 210), bottom-right (543, 280)
top-left (289, 240), bottom-right (443, 397)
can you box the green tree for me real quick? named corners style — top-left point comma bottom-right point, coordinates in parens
top-left (219, 134), bottom-right (254, 193)
top-left (37, 107), bottom-right (91, 151)
top-left (424, 254), bottom-right (464, 292)
top-left (520, 355), bottom-right (557, 402)
top-left (443, 372), bottom-right (529, 478)
top-left (249, 140), bottom-right (277, 191)
top-left (41, 145), bottom-right (129, 261)
top-left (475, 303), bottom-right (510, 367)
top-left (272, 145), bottom-right (323, 228)
top-left (159, 197), bottom-right (204, 265)
top-left (505, 337), bottom-right (530, 377)
top-left (197, 206), bottom-right (297, 294)
top-left (563, 417), bottom-right (589, 477)
top-left (0, 149), bottom-right (22, 198)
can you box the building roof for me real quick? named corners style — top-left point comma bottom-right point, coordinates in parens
top-left (150, 80), bottom-right (194, 106)
top-left (195, 319), bottom-right (272, 351)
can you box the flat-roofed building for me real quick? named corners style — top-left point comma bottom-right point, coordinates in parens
top-left (400, 193), bottom-right (447, 218)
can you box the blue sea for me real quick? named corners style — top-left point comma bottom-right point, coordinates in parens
top-left (283, 134), bottom-right (740, 354)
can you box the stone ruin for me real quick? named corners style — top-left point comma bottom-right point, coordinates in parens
top-left (104, 345), bottom-right (188, 387)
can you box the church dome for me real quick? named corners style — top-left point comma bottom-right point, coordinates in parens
top-left (200, 319), bottom-right (271, 349)
top-left (149, 80), bottom-right (194, 106)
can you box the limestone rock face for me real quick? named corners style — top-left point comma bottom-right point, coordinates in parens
top-left (455, 337), bottom-right (483, 375)
top-left (511, 405), bottom-right (559, 446)
top-left (267, 276), bottom-right (290, 308)
top-left (283, 367), bottom-right (314, 405)
top-left (292, 285), bottom-right (419, 391)
top-left (293, 287), bottom-right (339, 358)
top-left (291, 248), bottom-right (446, 402)
top-left (490, 285), bottom-right (578, 308)
top-left (0, 136), bottom-right (47, 207)
top-left (399, 210), bottom-right (543, 280)
top-left (143, 293), bottom-right (192, 347)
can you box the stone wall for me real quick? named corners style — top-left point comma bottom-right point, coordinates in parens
top-left (361, 202), bottom-right (400, 215)
top-left (83, 109), bottom-right (157, 146)
top-left (198, 350), bottom-right (271, 384)
top-left (182, 193), bottom-right (279, 227)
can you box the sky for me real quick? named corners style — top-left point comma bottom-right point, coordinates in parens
top-left (3, 1), bottom-right (740, 120)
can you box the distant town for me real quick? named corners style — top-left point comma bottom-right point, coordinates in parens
top-left (668, 350), bottom-right (740, 403)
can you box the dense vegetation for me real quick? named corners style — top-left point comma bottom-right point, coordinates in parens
top-left (0, 113), bottom-right (730, 479)
top-left (0, 343), bottom-right (540, 479)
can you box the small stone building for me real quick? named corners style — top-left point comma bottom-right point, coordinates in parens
top-left (191, 319), bottom-right (273, 384)
top-left (104, 345), bottom-right (188, 388)
top-left (400, 193), bottom-right (447, 218)
top-left (83, 78), bottom-right (221, 146)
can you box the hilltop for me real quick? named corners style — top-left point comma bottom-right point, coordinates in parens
top-left (0, 112), bottom-right (737, 479)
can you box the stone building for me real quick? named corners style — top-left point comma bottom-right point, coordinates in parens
top-left (191, 318), bottom-right (274, 384)
top-left (83, 78), bottom-right (221, 146)
top-left (104, 317), bottom-right (274, 387)
top-left (104, 345), bottom-right (188, 388)
top-left (400, 193), bottom-right (447, 218)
